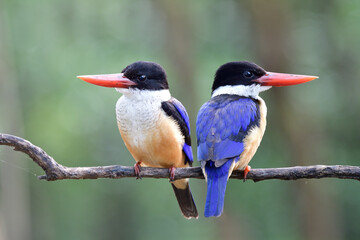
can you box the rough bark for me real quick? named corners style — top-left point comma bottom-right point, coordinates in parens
top-left (1, 133), bottom-right (359, 182)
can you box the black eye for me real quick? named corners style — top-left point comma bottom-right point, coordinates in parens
top-left (243, 71), bottom-right (254, 79)
top-left (138, 75), bottom-right (147, 81)
top-left (138, 75), bottom-right (146, 82)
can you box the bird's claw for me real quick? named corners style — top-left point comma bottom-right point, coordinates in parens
top-left (243, 165), bottom-right (251, 182)
top-left (134, 162), bottom-right (142, 179)
top-left (169, 167), bottom-right (176, 182)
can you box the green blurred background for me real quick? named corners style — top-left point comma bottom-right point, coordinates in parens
top-left (1, 0), bottom-right (360, 239)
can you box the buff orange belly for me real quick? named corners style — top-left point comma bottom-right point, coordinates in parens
top-left (118, 113), bottom-right (186, 168)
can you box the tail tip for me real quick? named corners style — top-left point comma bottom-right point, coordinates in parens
top-left (171, 183), bottom-right (198, 220)
top-left (183, 212), bottom-right (199, 219)
top-left (204, 207), bottom-right (223, 218)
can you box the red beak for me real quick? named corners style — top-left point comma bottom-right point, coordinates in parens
top-left (254, 72), bottom-right (318, 87)
top-left (77, 73), bottom-right (136, 88)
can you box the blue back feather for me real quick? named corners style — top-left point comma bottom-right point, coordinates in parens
top-left (197, 95), bottom-right (259, 161)
top-left (196, 94), bottom-right (260, 217)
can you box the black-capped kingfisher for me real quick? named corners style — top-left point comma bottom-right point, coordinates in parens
top-left (196, 61), bottom-right (318, 217)
top-left (78, 61), bottom-right (198, 219)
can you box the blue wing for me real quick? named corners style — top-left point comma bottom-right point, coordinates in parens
top-left (161, 97), bottom-right (193, 164)
top-left (196, 94), bottom-right (260, 217)
top-left (196, 94), bottom-right (260, 163)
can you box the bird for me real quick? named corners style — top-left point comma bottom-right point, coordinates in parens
top-left (196, 61), bottom-right (318, 217)
top-left (77, 61), bottom-right (198, 219)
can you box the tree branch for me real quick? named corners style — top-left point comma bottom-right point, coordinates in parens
top-left (1, 133), bottom-right (359, 182)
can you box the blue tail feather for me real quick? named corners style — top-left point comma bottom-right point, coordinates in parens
top-left (204, 159), bottom-right (234, 217)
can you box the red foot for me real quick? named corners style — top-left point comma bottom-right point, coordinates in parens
top-left (169, 167), bottom-right (176, 182)
top-left (243, 165), bottom-right (251, 182)
top-left (134, 162), bottom-right (142, 179)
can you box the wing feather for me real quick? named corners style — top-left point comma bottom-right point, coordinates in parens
top-left (196, 94), bottom-right (260, 164)
top-left (161, 98), bottom-right (193, 164)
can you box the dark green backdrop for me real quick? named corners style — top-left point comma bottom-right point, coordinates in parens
top-left (1, 0), bottom-right (359, 239)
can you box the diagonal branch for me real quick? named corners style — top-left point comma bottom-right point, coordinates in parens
top-left (1, 133), bottom-right (360, 182)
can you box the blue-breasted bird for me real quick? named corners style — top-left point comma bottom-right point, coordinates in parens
top-left (196, 61), bottom-right (318, 217)
top-left (78, 61), bottom-right (198, 219)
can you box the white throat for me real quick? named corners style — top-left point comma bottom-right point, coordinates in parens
top-left (115, 88), bottom-right (171, 102)
top-left (115, 88), bottom-right (173, 149)
top-left (211, 84), bottom-right (272, 98)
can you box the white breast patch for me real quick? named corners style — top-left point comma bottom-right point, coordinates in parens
top-left (115, 89), bottom-right (176, 149)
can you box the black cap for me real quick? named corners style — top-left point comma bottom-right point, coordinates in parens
top-left (122, 61), bottom-right (169, 90)
top-left (212, 61), bottom-right (266, 92)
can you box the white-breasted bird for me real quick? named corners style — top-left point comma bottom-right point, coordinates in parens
top-left (78, 61), bottom-right (198, 219)
top-left (197, 61), bottom-right (317, 217)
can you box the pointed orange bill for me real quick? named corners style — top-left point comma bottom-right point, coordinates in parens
top-left (254, 72), bottom-right (318, 87)
top-left (77, 73), bottom-right (136, 88)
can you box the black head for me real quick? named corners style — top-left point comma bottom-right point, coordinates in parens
top-left (212, 61), bottom-right (266, 92)
top-left (78, 60), bottom-right (317, 92)
top-left (121, 61), bottom-right (169, 90)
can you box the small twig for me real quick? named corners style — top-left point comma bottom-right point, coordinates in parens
top-left (1, 133), bottom-right (359, 182)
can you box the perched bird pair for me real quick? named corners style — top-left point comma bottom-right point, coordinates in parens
top-left (78, 61), bottom-right (317, 218)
